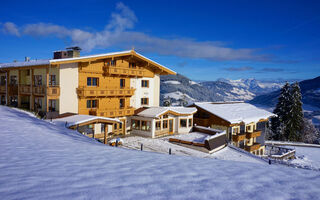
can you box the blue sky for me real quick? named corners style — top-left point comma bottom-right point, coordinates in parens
top-left (1, 0), bottom-right (320, 81)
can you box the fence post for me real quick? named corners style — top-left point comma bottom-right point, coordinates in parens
top-left (169, 148), bottom-right (171, 155)
top-left (141, 143), bottom-right (143, 151)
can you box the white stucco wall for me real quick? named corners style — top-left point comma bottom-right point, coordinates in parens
top-left (130, 74), bottom-right (160, 108)
top-left (175, 115), bottom-right (193, 134)
top-left (59, 63), bottom-right (78, 114)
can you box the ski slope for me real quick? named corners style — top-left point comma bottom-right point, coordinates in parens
top-left (0, 106), bottom-right (320, 200)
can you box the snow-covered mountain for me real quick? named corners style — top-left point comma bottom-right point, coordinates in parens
top-left (216, 78), bottom-right (284, 96)
top-left (160, 74), bottom-right (284, 105)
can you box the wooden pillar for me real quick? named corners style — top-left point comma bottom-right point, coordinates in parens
top-left (30, 69), bottom-right (34, 110)
top-left (17, 70), bottom-right (21, 107)
top-left (104, 123), bottom-right (108, 144)
top-left (6, 70), bottom-right (9, 105)
top-left (46, 67), bottom-right (49, 112)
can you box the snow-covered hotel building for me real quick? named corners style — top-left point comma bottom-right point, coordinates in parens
top-left (189, 102), bottom-right (275, 155)
top-left (0, 47), bottom-right (175, 135)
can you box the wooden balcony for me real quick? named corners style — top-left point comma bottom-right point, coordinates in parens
top-left (245, 143), bottom-right (261, 152)
top-left (246, 130), bottom-right (262, 139)
top-left (77, 87), bottom-right (135, 98)
top-left (8, 85), bottom-right (18, 95)
top-left (19, 85), bottom-right (31, 95)
top-left (0, 85), bottom-right (6, 94)
top-left (232, 133), bottom-right (246, 142)
top-left (47, 86), bottom-right (60, 96)
top-left (104, 66), bottom-right (144, 77)
top-left (193, 117), bottom-right (210, 127)
top-left (33, 86), bottom-right (46, 96)
top-left (98, 107), bottom-right (135, 117)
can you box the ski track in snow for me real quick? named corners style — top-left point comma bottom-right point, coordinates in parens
top-left (0, 106), bottom-right (320, 200)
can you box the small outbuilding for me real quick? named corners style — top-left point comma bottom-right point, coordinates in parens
top-left (129, 107), bottom-right (197, 138)
top-left (52, 114), bottom-right (122, 143)
top-left (189, 102), bottom-right (275, 155)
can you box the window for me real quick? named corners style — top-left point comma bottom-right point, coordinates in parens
top-left (163, 120), bottom-right (168, 129)
top-left (87, 77), bottom-right (99, 86)
top-left (141, 98), bottom-right (149, 106)
top-left (120, 79), bottom-right (125, 88)
top-left (180, 119), bottom-right (187, 128)
top-left (49, 99), bottom-right (56, 112)
top-left (34, 75), bottom-right (42, 86)
top-left (101, 124), bottom-right (105, 133)
top-left (188, 119), bottom-right (192, 127)
top-left (140, 121), bottom-right (151, 131)
top-left (141, 80), bottom-right (149, 88)
top-left (114, 123), bottom-right (117, 130)
top-left (49, 75), bottom-right (56, 86)
top-left (87, 100), bottom-right (98, 108)
top-left (34, 98), bottom-right (42, 109)
top-left (246, 125), bottom-right (252, 132)
top-left (111, 60), bottom-right (116, 66)
top-left (129, 62), bottom-right (136, 68)
top-left (132, 119), bottom-right (140, 130)
top-left (156, 121), bottom-right (161, 130)
top-left (163, 114), bottom-right (168, 119)
top-left (233, 127), bottom-right (239, 134)
top-left (10, 76), bottom-right (17, 85)
top-left (119, 122), bottom-right (122, 129)
top-left (120, 99), bottom-right (125, 109)
top-left (0, 76), bottom-right (6, 85)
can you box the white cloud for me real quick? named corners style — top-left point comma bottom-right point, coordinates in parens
top-left (1, 22), bottom-right (20, 36)
top-left (0, 2), bottom-right (271, 62)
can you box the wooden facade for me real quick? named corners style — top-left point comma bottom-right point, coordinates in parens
top-left (190, 104), bottom-right (267, 155)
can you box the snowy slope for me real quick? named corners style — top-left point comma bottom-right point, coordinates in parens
top-left (1, 106), bottom-right (320, 200)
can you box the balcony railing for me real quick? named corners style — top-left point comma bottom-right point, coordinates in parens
top-left (98, 107), bottom-right (135, 117)
top-left (77, 87), bottom-right (135, 98)
top-left (232, 133), bottom-right (246, 142)
top-left (104, 66), bottom-right (144, 77)
top-left (8, 85), bottom-right (18, 95)
top-left (0, 85), bottom-right (6, 93)
top-left (47, 86), bottom-right (60, 96)
top-left (246, 130), bottom-right (261, 139)
top-left (19, 84), bottom-right (31, 95)
top-left (33, 86), bottom-right (46, 96)
top-left (245, 143), bottom-right (261, 152)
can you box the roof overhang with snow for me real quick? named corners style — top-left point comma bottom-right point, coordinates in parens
top-left (136, 107), bottom-right (197, 118)
top-left (52, 115), bottom-right (122, 129)
top-left (0, 50), bottom-right (176, 75)
top-left (192, 102), bottom-right (275, 125)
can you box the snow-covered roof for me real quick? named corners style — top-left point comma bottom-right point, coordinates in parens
top-left (194, 102), bottom-right (275, 124)
top-left (52, 115), bottom-right (121, 128)
top-left (136, 107), bottom-right (197, 118)
top-left (0, 50), bottom-right (175, 75)
top-left (0, 59), bottom-right (50, 69)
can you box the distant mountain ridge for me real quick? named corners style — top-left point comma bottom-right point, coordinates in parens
top-left (160, 74), bottom-right (285, 105)
top-left (250, 76), bottom-right (320, 109)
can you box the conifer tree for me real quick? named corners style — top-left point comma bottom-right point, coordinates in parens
top-left (272, 82), bottom-right (291, 140)
top-left (286, 82), bottom-right (303, 141)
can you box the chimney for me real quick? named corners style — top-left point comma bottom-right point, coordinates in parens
top-left (53, 46), bottom-right (81, 59)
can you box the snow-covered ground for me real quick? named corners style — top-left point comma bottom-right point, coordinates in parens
top-left (163, 80), bottom-right (181, 85)
top-left (122, 136), bottom-right (271, 165)
top-left (1, 105), bottom-right (320, 200)
top-left (289, 146), bottom-right (320, 169)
